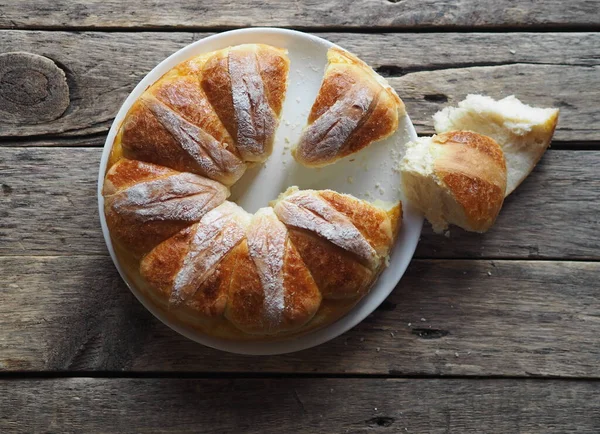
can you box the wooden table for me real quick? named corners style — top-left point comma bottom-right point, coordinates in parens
top-left (1, 1), bottom-right (599, 432)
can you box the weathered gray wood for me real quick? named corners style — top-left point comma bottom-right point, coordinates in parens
top-left (1, 378), bottom-right (600, 433)
top-left (1, 0), bottom-right (599, 29)
top-left (1, 255), bottom-right (599, 376)
top-left (1, 148), bottom-right (598, 259)
top-left (1, 31), bottom-right (599, 141)
top-left (0, 52), bottom-right (70, 124)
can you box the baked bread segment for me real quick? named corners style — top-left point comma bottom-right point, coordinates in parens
top-left (201, 44), bottom-right (290, 163)
top-left (273, 188), bottom-right (401, 300)
top-left (293, 48), bottom-right (405, 168)
top-left (119, 95), bottom-right (246, 186)
top-left (400, 131), bottom-right (507, 233)
top-left (225, 208), bottom-right (321, 335)
top-left (433, 94), bottom-right (559, 196)
top-left (103, 159), bottom-right (229, 256)
top-left (140, 201), bottom-right (250, 317)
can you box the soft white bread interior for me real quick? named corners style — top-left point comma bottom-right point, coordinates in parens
top-left (433, 94), bottom-right (559, 196)
top-left (400, 131), bottom-right (507, 233)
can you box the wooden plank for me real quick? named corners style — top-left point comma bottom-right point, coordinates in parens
top-left (1, 31), bottom-right (599, 141)
top-left (1, 0), bottom-right (599, 29)
top-left (1, 255), bottom-right (599, 376)
top-left (1, 378), bottom-right (599, 433)
top-left (2, 148), bottom-right (598, 259)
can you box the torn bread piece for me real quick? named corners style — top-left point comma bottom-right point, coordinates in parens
top-left (400, 131), bottom-right (507, 233)
top-left (433, 94), bottom-right (559, 196)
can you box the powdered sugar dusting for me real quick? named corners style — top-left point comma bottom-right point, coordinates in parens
top-left (295, 84), bottom-right (378, 166)
top-left (273, 190), bottom-right (378, 269)
top-left (229, 47), bottom-right (277, 162)
top-left (170, 202), bottom-right (249, 304)
top-left (109, 172), bottom-right (228, 222)
top-left (143, 96), bottom-right (246, 184)
top-left (246, 208), bottom-right (286, 327)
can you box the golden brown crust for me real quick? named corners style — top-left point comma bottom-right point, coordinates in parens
top-left (433, 131), bottom-right (507, 232)
top-left (293, 48), bottom-right (405, 167)
top-left (200, 44), bottom-right (289, 162)
top-left (149, 70), bottom-right (236, 155)
top-left (287, 228), bottom-right (373, 300)
top-left (318, 190), bottom-right (397, 257)
top-left (225, 209), bottom-right (321, 335)
top-left (119, 96), bottom-right (246, 186)
top-left (140, 226), bottom-right (239, 318)
top-left (256, 45), bottom-right (289, 117)
top-left (103, 159), bottom-right (229, 257)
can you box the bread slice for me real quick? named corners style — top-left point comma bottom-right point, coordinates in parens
top-left (433, 94), bottom-right (559, 196)
top-left (292, 48), bottom-right (405, 168)
top-left (400, 131), bottom-right (507, 233)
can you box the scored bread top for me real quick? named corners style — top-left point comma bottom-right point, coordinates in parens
top-left (292, 48), bottom-right (405, 168)
top-left (103, 44), bottom-right (402, 338)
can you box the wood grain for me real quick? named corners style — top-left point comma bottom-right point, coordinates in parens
top-left (1, 255), bottom-right (599, 376)
top-left (1, 148), bottom-right (598, 259)
top-left (2, 378), bottom-right (600, 433)
top-left (1, 31), bottom-right (599, 141)
top-left (1, 0), bottom-right (599, 29)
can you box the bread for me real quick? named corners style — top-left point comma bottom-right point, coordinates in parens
top-left (400, 131), bottom-right (507, 233)
top-left (117, 43), bottom-right (289, 185)
top-left (200, 44), bottom-right (289, 163)
top-left (103, 159), bottom-right (229, 256)
top-left (433, 94), bottom-right (559, 196)
top-left (292, 48), bottom-right (405, 168)
top-left (103, 44), bottom-right (403, 339)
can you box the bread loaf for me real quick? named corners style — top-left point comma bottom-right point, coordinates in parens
top-left (433, 94), bottom-right (559, 196)
top-left (400, 131), bottom-right (507, 233)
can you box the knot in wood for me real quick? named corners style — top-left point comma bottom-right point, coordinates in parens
top-left (0, 52), bottom-right (70, 124)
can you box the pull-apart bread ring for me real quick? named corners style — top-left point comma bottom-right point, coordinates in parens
top-left (103, 44), bottom-right (404, 340)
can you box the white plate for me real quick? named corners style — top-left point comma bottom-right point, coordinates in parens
top-left (98, 28), bottom-right (422, 355)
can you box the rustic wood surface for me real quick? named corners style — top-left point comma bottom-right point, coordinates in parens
top-left (2, 148), bottom-right (598, 259)
top-left (1, 2), bottom-right (600, 431)
top-left (1, 31), bottom-right (599, 141)
top-left (1, 255), bottom-right (598, 375)
top-left (2, 378), bottom-right (600, 433)
top-left (1, 0), bottom-right (599, 29)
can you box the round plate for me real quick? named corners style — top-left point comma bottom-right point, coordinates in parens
top-left (98, 28), bottom-right (422, 355)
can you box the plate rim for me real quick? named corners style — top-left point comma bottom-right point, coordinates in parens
top-left (97, 27), bottom-right (423, 355)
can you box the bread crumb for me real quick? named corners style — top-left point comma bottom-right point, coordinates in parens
top-left (444, 230), bottom-right (450, 238)
top-left (420, 317), bottom-right (426, 322)
top-left (347, 176), bottom-right (354, 184)
top-left (455, 352), bottom-right (459, 358)
top-left (487, 271), bottom-right (492, 276)
top-left (376, 347), bottom-right (380, 352)
top-left (284, 137), bottom-right (290, 144)
top-left (390, 332), bottom-right (395, 337)
top-left (510, 49), bottom-right (516, 54)
top-left (374, 407), bottom-right (378, 411)
top-left (296, 97), bottom-right (301, 103)
top-left (408, 323), bottom-right (411, 327)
